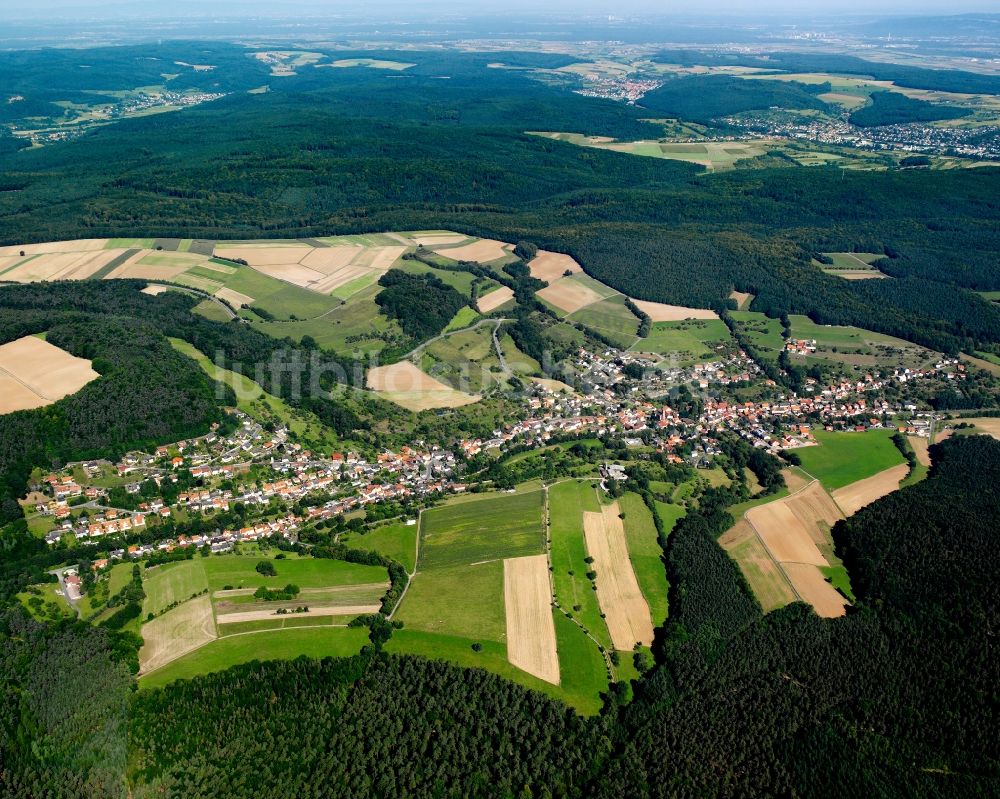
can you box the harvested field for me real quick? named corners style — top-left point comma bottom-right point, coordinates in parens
top-left (139, 595), bottom-right (216, 674)
top-left (908, 436), bottom-right (931, 467)
top-left (739, 480), bottom-right (854, 618)
top-left (412, 234), bottom-right (467, 246)
top-left (959, 417), bottom-right (1000, 441)
top-left (720, 519), bottom-right (797, 612)
top-left (215, 287), bottom-right (254, 307)
top-left (629, 299), bottom-right (718, 322)
top-left (140, 284), bottom-right (171, 296)
top-left (0, 238), bottom-right (107, 257)
top-left (215, 604), bottom-right (381, 624)
top-left (0, 336), bottom-right (99, 413)
top-left (366, 361), bottom-right (479, 411)
top-left (504, 554), bottom-right (559, 684)
top-left (747, 500), bottom-right (829, 566)
top-left (831, 463), bottom-right (909, 516)
top-left (109, 261), bottom-right (191, 281)
top-left (0, 376), bottom-right (50, 413)
top-left (828, 270), bottom-right (888, 280)
top-left (477, 285), bottom-right (514, 313)
top-left (300, 246), bottom-right (363, 271)
top-left (782, 466), bottom-right (811, 493)
top-left (2, 249), bottom-right (128, 282)
top-left (101, 250), bottom-right (151, 279)
top-left (215, 245), bottom-right (314, 265)
top-left (433, 239), bottom-right (509, 263)
top-left (583, 503), bottom-right (654, 650)
top-left (783, 563), bottom-right (849, 618)
top-left (528, 251), bottom-right (582, 283)
top-left (729, 290), bottom-right (754, 310)
top-left (537, 279), bottom-right (605, 315)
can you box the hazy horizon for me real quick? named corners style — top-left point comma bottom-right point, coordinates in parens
top-left (5, 0), bottom-right (1000, 19)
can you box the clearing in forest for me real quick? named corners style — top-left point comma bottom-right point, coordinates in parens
top-left (477, 285), bottom-right (515, 313)
top-left (629, 298), bottom-right (718, 322)
top-left (504, 554), bottom-right (560, 684)
top-left (139, 595), bottom-right (217, 674)
top-left (528, 251), bottom-right (582, 283)
top-left (0, 336), bottom-right (100, 414)
top-left (743, 481), bottom-right (850, 618)
top-left (583, 503), bottom-right (654, 650)
top-left (432, 239), bottom-right (511, 263)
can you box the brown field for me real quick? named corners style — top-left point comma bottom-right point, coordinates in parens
top-left (504, 554), bottom-right (560, 684)
top-left (477, 285), bottom-right (515, 313)
top-left (528, 251), bottom-right (582, 283)
top-left (908, 435), bottom-right (931, 467)
top-left (366, 361), bottom-right (479, 411)
top-left (729, 290), bottom-right (754, 309)
top-left (2, 249), bottom-right (128, 282)
top-left (433, 239), bottom-right (510, 263)
top-left (413, 234), bottom-right (467, 246)
top-left (783, 563), bottom-right (850, 617)
top-left (215, 287), bottom-right (254, 307)
top-left (110, 262), bottom-right (192, 281)
top-left (0, 375), bottom-right (51, 413)
top-left (139, 595), bottom-right (216, 674)
top-left (583, 503), bottom-right (654, 650)
top-left (630, 299), bottom-right (718, 322)
top-left (0, 336), bottom-right (100, 413)
top-left (828, 270), bottom-right (888, 280)
top-left (215, 604), bottom-right (381, 624)
top-left (102, 250), bottom-right (152, 279)
top-left (213, 243), bottom-right (401, 294)
top-left (747, 500), bottom-right (829, 566)
top-left (140, 284), bottom-right (171, 296)
top-left (831, 463), bottom-right (909, 516)
top-left (782, 467), bottom-right (810, 494)
top-left (959, 417), bottom-right (1000, 441)
top-left (741, 480), bottom-right (850, 618)
top-left (536, 279), bottom-right (605, 315)
top-left (719, 519), bottom-right (797, 612)
top-left (0, 238), bottom-right (108, 257)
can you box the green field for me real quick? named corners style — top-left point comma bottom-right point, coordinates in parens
top-left (143, 560), bottom-right (210, 617)
top-left (568, 295), bottom-right (639, 346)
top-left (202, 554), bottom-right (387, 592)
top-left (821, 252), bottom-right (884, 270)
top-left (213, 263), bottom-right (343, 320)
top-left (634, 318), bottom-right (732, 363)
top-left (730, 310), bottom-right (785, 355)
top-left (394, 560), bottom-right (506, 641)
top-left (788, 315), bottom-right (871, 352)
top-left (796, 429), bottom-right (906, 490)
top-left (191, 299), bottom-right (232, 322)
top-left (143, 554), bottom-right (387, 618)
top-left (618, 493), bottom-right (669, 628)
top-left (417, 490), bottom-right (545, 570)
top-left (386, 615), bottom-right (608, 715)
top-left (443, 305), bottom-right (481, 333)
top-left (547, 479), bottom-right (611, 649)
top-left (341, 520), bottom-right (419, 573)
top-left (139, 627), bottom-right (370, 690)
top-left (249, 283), bottom-right (401, 355)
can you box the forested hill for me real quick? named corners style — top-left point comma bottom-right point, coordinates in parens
top-left (2, 48), bottom-right (1000, 358)
top-left (4, 435), bottom-right (996, 797)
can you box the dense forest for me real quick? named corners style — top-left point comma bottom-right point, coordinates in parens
top-left (1, 48), bottom-right (998, 360)
top-left (637, 74), bottom-right (831, 124)
top-left (849, 90), bottom-right (970, 127)
top-left (375, 270), bottom-right (469, 345)
top-left (4, 435), bottom-right (994, 797)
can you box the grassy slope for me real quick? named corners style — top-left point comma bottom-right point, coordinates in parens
top-left (138, 627), bottom-right (370, 690)
top-left (340, 520), bottom-right (418, 573)
top-left (418, 490), bottom-right (545, 570)
top-left (547, 480), bottom-right (611, 650)
top-left (618, 492), bottom-right (669, 629)
top-left (797, 429), bottom-right (906, 490)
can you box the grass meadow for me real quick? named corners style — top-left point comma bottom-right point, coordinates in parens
top-left (796, 429), bottom-right (906, 490)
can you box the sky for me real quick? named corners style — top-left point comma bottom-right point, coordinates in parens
top-left (4, 0), bottom-right (1000, 17)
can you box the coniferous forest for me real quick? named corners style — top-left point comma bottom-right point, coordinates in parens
top-left (0, 435), bottom-right (995, 798)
